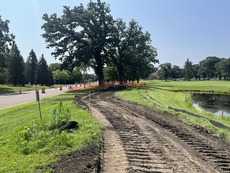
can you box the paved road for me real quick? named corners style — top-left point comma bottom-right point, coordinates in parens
top-left (0, 87), bottom-right (68, 110)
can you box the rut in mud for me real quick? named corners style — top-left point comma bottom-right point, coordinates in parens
top-left (77, 91), bottom-right (230, 173)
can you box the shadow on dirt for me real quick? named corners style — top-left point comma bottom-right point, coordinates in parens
top-left (102, 85), bottom-right (127, 92)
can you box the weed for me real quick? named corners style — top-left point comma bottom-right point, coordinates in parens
top-left (50, 100), bottom-right (71, 130)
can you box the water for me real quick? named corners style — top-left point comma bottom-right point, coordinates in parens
top-left (192, 93), bottom-right (230, 117)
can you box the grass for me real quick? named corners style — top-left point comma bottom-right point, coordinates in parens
top-left (0, 90), bottom-right (102, 172)
top-left (0, 84), bottom-right (63, 94)
top-left (145, 80), bottom-right (230, 93)
top-left (116, 80), bottom-right (230, 139)
top-left (1, 80), bottom-right (229, 171)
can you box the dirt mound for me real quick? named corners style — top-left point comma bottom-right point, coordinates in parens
top-left (48, 145), bottom-right (101, 173)
top-left (102, 85), bottom-right (127, 92)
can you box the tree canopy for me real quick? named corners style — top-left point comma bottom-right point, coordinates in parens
top-left (0, 16), bottom-right (15, 72)
top-left (8, 43), bottom-right (25, 86)
top-left (42, 0), bottom-right (158, 85)
top-left (25, 49), bottom-right (38, 85)
top-left (35, 54), bottom-right (50, 85)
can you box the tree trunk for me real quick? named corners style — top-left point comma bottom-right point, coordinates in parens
top-left (95, 53), bottom-right (104, 86)
top-left (117, 64), bottom-right (124, 84)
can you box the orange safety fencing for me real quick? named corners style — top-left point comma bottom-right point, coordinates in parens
top-left (67, 81), bottom-right (146, 91)
top-left (67, 82), bottom-right (99, 91)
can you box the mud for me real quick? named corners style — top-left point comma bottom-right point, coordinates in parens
top-left (51, 90), bottom-right (230, 172)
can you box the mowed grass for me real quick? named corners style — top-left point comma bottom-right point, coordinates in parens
top-left (116, 80), bottom-right (230, 139)
top-left (145, 80), bottom-right (230, 93)
top-left (0, 91), bottom-right (102, 172)
top-left (0, 84), bottom-right (62, 94)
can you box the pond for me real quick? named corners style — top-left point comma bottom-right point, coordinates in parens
top-left (192, 93), bottom-right (230, 117)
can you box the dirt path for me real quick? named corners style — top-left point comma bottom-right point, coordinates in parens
top-left (77, 91), bottom-right (230, 173)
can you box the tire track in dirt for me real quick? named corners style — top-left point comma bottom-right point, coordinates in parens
top-left (79, 95), bottom-right (128, 173)
top-left (78, 91), bottom-right (230, 173)
top-left (107, 92), bottom-right (230, 173)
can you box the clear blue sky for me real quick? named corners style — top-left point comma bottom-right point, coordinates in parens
top-left (1, 0), bottom-right (230, 67)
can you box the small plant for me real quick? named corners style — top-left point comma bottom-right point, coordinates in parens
top-left (50, 100), bottom-right (71, 130)
top-left (15, 101), bottom-right (72, 155)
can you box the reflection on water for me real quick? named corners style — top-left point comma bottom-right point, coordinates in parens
top-left (192, 93), bottom-right (230, 117)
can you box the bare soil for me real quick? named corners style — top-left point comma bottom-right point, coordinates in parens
top-left (51, 90), bottom-right (230, 173)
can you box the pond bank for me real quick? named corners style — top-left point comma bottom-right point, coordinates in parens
top-left (168, 106), bottom-right (230, 130)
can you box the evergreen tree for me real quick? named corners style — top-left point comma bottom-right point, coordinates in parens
top-left (35, 54), bottom-right (49, 85)
top-left (8, 43), bottom-right (25, 86)
top-left (48, 67), bottom-right (54, 86)
top-left (183, 59), bottom-right (193, 80)
top-left (25, 49), bottom-right (38, 85)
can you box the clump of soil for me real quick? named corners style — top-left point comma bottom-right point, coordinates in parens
top-left (102, 85), bottom-right (127, 92)
top-left (48, 145), bottom-right (101, 173)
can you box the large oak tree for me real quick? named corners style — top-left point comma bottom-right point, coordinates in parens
top-left (42, 0), bottom-right (114, 86)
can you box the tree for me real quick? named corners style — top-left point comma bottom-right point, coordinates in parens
top-left (0, 16), bottom-right (15, 83)
top-left (71, 67), bottom-right (83, 83)
top-left (215, 58), bottom-right (230, 80)
top-left (49, 63), bottom-right (61, 72)
top-left (42, 0), bottom-right (114, 86)
top-left (53, 69), bottom-right (70, 84)
top-left (108, 19), bottom-right (158, 83)
top-left (25, 49), bottom-right (38, 85)
top-left (0, 53), bottom-right (7, 71)
top-left (158, 63), bottom-right (172, 81)
top-left (199, 56), bottom-right (220, 80)
top-left (192, 64), bottom-right (201, 80)
top-left (104, 65), bottom-right (118, 82)
top-left (8, 43), bottom-right (25, 86)
top-left (171, 65), bottom-right (182, 80)
top-left (48, 68), bottom-right (54, 86)
top-left (35, 54), bottom-right (50, 85)
top-left (183, 59), bottom-right (193, 80)
top-left (0, 68), bottom-right (8, 84)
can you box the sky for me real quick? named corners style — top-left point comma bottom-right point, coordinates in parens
top-left (1, 0), bottom-right (230, 67)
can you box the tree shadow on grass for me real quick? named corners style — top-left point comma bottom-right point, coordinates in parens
top-left (0, 87), bottom-right (15, 95)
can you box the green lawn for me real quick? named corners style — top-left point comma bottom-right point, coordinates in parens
top-left (0, 84), bottom-right (63, 94)
top-left (0, 91), bottom-right (102, 172)
top-left (145, 80), bottom-right (230, 93)
top-left (116, 80), bottom-right (230, 139)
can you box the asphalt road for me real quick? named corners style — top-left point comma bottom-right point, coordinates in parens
top-left (0, 87), bottom-right (67, 110)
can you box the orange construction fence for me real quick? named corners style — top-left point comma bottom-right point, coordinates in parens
top-left (67, 81), bottom-right (146, 91)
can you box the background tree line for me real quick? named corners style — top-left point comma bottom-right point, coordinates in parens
top-left (0, 15), bottom-right (54, 86)
top-left (3, 0), bottom-right (228, 85)
top-left (157, 56), bottom-right (230, 81)
top-left (0, 15), bottom-right (90, 86)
